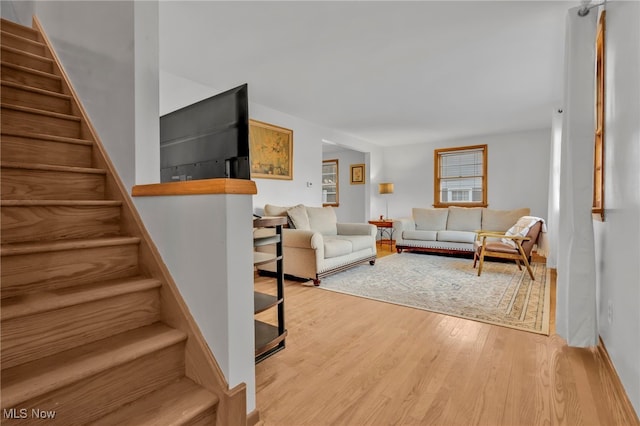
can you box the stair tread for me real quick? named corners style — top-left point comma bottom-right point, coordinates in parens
top-left (1, 80), bottom-right (71, 100)
top-left (0, 29), bottom-right (45, 47)
top-left (0, 18), bottom-right (39, 40)
top-left (1, 44), bottom-right (53, 62)
top-left (1, 130), bottom-right (94, 146)
top-left (1, 236), bottom-right (141, 256)
top-left (1, 276), bottom-right (161, 321)
top-left (1, 323), bottom-right (187, 408)
top-left (0, 199), bottom-right (121, 207)
top-left (1, 161), bottom-right (106, 174)
top-left (90, 377), bottom-right (219, 426)
top-left (1, 102), bottom-right (80, 121)
top-left (1, 60), bottom-right (60, 79)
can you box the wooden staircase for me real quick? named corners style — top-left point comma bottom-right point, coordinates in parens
top-left (1, 17), bottom-right (246, 425)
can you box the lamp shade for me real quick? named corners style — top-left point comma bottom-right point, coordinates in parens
top-left (378, 183), bottom-right (394, 194)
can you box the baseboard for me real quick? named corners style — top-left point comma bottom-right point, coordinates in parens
top-left (597, 336), bottom-right (640, 424)
top-left (246, 409), bottom-right (261, 426)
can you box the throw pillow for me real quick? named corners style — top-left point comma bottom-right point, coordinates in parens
top-left (286, 204), bottom-right (311, 230)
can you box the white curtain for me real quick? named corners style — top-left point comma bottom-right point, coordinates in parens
top-left (555, 6), bottom-right (599, 347)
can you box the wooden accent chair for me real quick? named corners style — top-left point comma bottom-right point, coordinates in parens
top-left (473, 220), bottom-right (543, 280)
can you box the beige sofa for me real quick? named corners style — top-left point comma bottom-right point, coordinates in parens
top-left (394, 206), bottom-right (530, 254)
top-left (256, 204), bottom-right (377, 285)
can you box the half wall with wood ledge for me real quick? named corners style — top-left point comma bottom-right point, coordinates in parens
top-left (132, 178), bottom-right (261, 424)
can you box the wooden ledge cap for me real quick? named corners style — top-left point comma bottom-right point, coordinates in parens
top-left (132, 179), bottom-right (257, 197)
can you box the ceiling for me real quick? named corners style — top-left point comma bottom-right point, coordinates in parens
top-left (159, 1), bottom-right (572, 148)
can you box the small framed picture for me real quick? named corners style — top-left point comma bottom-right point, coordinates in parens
top-left (350, 163), bottom-right (365, 185)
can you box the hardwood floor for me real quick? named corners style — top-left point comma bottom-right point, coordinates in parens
top-left (255, 243), bottom-right (638, 425)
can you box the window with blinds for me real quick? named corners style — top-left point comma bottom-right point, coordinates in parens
top-left (433, 145), bottom-right (487, 207)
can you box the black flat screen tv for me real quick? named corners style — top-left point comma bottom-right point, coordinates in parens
top-left (160, 84), bottom-right (250, 182)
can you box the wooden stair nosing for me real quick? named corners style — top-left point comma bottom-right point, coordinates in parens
top-left (1, 130), bottom-right (94, 146)
top-left (0, 29), bottom-right (46, 48)
top-left (1, 80), bottom-right (72, 101)
top-left (0, 323), bottom-right (187, 409)
top-left (0, 200), bottom-right (121, 207)
top-left (89, 377), bottom-right (219, 426)
top-left (0, 18), bottom-right (39, 41)
top-left (1, 61), bottom-right (61, 81)
top-left (1, 102), bottom-right (81, 122)
top-left (0, 236), bottom-right (141, 257)
top-left (0, 161), bottom-right (106, 175)
top-left (1, 276), bottom-right (161, 321)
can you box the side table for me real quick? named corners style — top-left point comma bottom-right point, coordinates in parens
top-left (368, 219), bottom-right (394, 251)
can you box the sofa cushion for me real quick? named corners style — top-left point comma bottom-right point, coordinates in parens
top-left (287, 204), bottom-right (311, 230)
top-left (323, 236), bottom-right (352, 258)
top-left (446, 207), bottom-right (482, 232)
top-left (482, 208), bottom-right (530, 232)
top-left (413, 208), bottom-right (448, 231)
top-left (437, 230), bottom-right (477, 244)
top-left (306, 206), bottom-right (338, 235)
top-left (331, 235), bottom-right (373, 252)
top-left (403, 230), bottom-right (438, 241)
top-left (264, 204), bottom-right (290, 217)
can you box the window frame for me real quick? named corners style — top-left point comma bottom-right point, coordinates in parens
top-left (592, 11), bottom-right (605, 221)
top-left (433, 144), bottom-right (488, 208)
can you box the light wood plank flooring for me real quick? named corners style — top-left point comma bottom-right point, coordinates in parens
top-left (255, 243), bottom-right (638, 425)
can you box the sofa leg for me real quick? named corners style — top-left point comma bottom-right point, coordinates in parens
top-left (313, 278), bottom-right (321, 286)
top-left (397, 247), bottom-right (403, 253)
top-left (369, 259), bottom-right (376, 265)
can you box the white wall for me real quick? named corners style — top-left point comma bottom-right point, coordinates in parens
top-left (134, 1), bottom-right (160, 185)
top-left (30, 0), bottom-right (137, 189)
top-left (380, 129), bottom-right (551, 220)
top-left (134, 194), bottom-right (256, 412)
top-left (594, 0), bottom-right (640, 415)
top-left (323, 149), bottom-right (367, 222)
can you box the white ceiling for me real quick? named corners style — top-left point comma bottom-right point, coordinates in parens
top-left (159, 1), bottom-right (572, 148)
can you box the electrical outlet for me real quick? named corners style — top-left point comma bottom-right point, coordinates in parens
top-left (607, 300), bottom-right (613, 325)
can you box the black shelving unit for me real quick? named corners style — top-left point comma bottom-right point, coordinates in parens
top-left (253, 216), bottom-right (287, 363)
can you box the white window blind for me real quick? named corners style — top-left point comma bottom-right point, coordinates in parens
top-left (436, 147), bottom-right (486, 205)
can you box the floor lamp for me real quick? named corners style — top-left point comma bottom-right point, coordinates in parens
top-left (378, 182), bottom-right (394, 220)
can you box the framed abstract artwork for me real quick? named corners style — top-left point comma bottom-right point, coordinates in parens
top-left (249, 119), bottom-right (293, 180)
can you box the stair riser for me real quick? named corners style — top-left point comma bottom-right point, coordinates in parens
top-left (0, 135), bottom-right (92, 168)
top-left (1, 84), bottom-right (71, 114)
top-left (1, 64), bottom-right (61, 92)
top-left (1, 168), bottom-right (105, 200)
top-left (1, 48), bottom-right (53, 73)
top-left (1, 244), bottom-right (139, 299)
top-left (0, 343), bottom-right (185, 426)
top-left (2, 289), bottom-right (161, 369)
top-left (1, 205), bottom-right (121, 244)
top-left (0, 21), bottom-right (39, 41)
top-left (1, 108), bottom-right (80, 139)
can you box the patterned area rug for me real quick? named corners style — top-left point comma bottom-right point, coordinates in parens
top-left (319, 253), bottom-right (550, 335)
